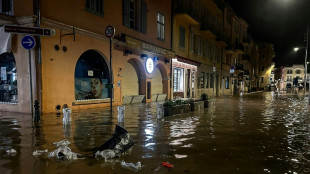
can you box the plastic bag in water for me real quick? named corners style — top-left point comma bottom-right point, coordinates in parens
top-left (6, 148), bottom-right (17, 156)
top-left (47, 146), bottom-right (82, 160)
top-left (53, 139), bottom-right (70, 147)
top-left (95, 149), bottom-right (117, 161)
top-left (33, 149), bottom-right (48, 156)
top-left (121, 160), bottom-right (142, 172)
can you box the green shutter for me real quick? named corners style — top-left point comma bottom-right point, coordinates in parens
top-left (122, 0), bottom-right (130, 27)
top-left (141, 0), bottom-right (147, 33)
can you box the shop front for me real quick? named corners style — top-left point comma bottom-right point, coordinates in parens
top-left (172, 55), bottom-right (198, 99)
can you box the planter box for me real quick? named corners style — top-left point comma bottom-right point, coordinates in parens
top-left (164, 105), bottom-right (185, 116)
top-left (182, 104), bottom-right (191, 113)
top-left (190, 101), bottom-right (204, 111)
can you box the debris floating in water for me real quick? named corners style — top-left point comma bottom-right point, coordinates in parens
top-left (161, 162), bottom-right (173, 168)
top-left (121, 160), bottom-right (142, 172)
top-left (33, 149), bottom-right (48, 156)
top-left (95, 125), bottom-right (134, 160)
top-left (6, 148), bottom-right (17, 156)
top-left (47, 139), bottom-right (82, 160)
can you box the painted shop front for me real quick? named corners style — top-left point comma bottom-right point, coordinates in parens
top-left (172, 55), bottom-right (198, 99)
top-left (119, 36), bottom-right (172, 104)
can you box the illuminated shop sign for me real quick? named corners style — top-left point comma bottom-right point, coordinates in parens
top-left (146, 58), bottom-right (154, 73)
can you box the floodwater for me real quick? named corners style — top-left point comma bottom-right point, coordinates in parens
top-left (0, 92), bottom-right (310, 174)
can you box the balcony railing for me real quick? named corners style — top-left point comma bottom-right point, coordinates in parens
top-left (0, 0), bottom-right (14, 16)
top-left (176, 0), bottom-right (200, 23)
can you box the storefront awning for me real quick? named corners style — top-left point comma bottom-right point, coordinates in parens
top-left (175, 55), bottom-right (201, 67)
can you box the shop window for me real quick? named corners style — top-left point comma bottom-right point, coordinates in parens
top-left (74, 50), bottom-right (110, 100)
top-left (123, 0), bottom-right (147, 33)
top-left (206, 73), bottom-right (209, 88)
top-left (173, 68), bottom-right (183, 92)
top-left (85, 0), bottom-right (103, 16)
top-left (210, 74), bottom-right (214, 88)
top-left (157, 12), bottom-right (165, 41)
top-left (179, 26), bottom-right (185, 48)
top-left (0, 0), bottom-right (14, 16)
top-left (200, 72), bottom-right (204, 88)
top-left (225, 77), bottom-right (230, 89)
top-left (0, 52), bottom-right (17, 103)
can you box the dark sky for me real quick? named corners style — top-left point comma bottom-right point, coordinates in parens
top-left (226, 0), bottom-right (310, 67)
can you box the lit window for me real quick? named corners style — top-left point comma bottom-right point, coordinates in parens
top-left (173, 68), bottom-right (184, 92)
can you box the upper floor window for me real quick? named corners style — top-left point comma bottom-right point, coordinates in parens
top-left (287, 70), bottom-right (292, 74)
top-left (123, 0), bottom-right (147, 33)
top-left (0, 0), bottom-right (14, 16)
top-left (200, 72), bottom-right (205, 88)
top-left (179, 26), bottom-right (185, 48)
top-left (157, 12), bottom-right (165, 41)
top-left (85, 0), bottom-right (103, 16)
top-left (296, 70), bottom-right (301, 74)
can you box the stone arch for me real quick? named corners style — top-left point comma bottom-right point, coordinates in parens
top-left (74, 50), bottom-right (110, 100)
top-left (154, 62), bottom-right (169, 95)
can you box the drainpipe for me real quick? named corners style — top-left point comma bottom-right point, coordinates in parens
top-left (35, 0), bottom-right (42, 115)
top-left (170, 0), bottom-right (174, 100)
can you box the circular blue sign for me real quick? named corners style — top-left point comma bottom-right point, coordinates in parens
top-left (21, 35), bottom-right (36, 50)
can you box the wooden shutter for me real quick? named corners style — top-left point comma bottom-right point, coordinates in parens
top-left (141, 0), bottom-right (147, 33)
top-left (122, 0), bottom-right (130, 27)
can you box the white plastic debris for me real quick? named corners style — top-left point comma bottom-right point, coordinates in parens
top-left (6, 148), bottom-right (17, 156)
top-left (121, 160), bottom-right (142, 172)
top-left (53, 139), bottom-right (70, 147)
top-left (47, 146), bottom-right (82, 160)
top-left (47, 139), bottom-right (82, 160)
top-left (33, 149), bottom-right (48, 156)
top-left (95, 149), bottom-right (117, 161)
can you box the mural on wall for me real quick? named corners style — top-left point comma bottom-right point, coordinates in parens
top-left (75, 50), bottom-right (110, 100)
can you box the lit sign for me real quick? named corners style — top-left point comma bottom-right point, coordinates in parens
top-left (146, 58), bottom-right (154, 73)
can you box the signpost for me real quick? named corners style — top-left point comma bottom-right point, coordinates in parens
top-left (5, 25), bottom-right (54, 120)
top-left (4, 25), bottom-right (54, 36)
top-left (105, 25), bottom-right (115, 111)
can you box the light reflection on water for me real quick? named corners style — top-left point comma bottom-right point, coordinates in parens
top-left (0, 93), bottom-right (309, 173)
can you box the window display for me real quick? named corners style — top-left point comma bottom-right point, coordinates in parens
top-left (0, 52), bottom-right (17, 103)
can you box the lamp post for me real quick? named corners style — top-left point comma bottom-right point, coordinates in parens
top-left (294, 24), bottom-right (309, 97)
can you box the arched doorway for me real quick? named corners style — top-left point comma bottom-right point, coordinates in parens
top-left (74, 50), bottom-right (109, 100)
top-left (122, 58), bottom-right (146, 104)
top-left (0, 52), bottom-right (17, 103)
top-left (152, 63), bottom-right (168, 101)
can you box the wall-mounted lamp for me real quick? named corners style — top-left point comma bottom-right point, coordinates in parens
top-left (124, 50), bottom-right (132, 56)
top-left (164, 59), bottom-right (170, 64)
top-left (140, 54), bottom-right (148, 59)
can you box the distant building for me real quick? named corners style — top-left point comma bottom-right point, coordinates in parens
top-left (279, 64), bottom-right (308, 91)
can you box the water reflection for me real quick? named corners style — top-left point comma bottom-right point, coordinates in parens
top-left (0, 93), bottom-right (310, 173)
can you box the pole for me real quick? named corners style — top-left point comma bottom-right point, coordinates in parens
top-left (29, 50), bottom-right (33, 115)
top-left (306, 24), bottom-right (309, 104)
top-left (110, 38), bottom-right (113, 111)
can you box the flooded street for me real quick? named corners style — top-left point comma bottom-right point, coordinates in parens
top-left (0, 92), bottom-right (310, 173)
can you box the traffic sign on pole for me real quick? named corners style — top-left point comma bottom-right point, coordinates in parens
top-left (105, 25), bottom-right (115, 38)
top-left (4, 25), bottom-right (54, 36)
top-left (21, 35), bottom-right (36, 50)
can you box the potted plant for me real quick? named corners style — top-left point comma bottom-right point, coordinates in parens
top-left (163, 100), bottom-right (175, 116)
top-left (200, 93), bottom-right (209, 108)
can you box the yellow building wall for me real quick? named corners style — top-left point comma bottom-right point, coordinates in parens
top-left (122, 62), bottom-right (139, 96)
top-left (151, 68), bottom-right (163, 94)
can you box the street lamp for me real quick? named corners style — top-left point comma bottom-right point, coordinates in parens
top-left (294, 24), bottom-right (309, 98)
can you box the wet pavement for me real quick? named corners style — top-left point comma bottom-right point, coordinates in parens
top-left (0, 92), bottom-right (310, 173)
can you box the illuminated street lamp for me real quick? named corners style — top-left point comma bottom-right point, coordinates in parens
top-left (294, 25), bottom-right (309, 99)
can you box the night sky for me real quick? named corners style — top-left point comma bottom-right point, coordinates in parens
top-left (226, 0), bottom-right (310, 67)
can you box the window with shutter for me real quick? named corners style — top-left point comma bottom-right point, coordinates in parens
top-left (179, 26), bottom-right (185, 48)
top-left (157, 12), bottom-right (165, 41)
top-left (0, 0), bottom-right (13, 15)
top-left (123, 0), bottom-right (147, 33)
top-left (85, 0), bottom-right (103, 16)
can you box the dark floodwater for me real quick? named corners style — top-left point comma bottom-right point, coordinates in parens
top-left (0, 92), bottom-right (310, 174)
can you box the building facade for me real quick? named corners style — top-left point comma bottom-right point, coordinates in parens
top-left (0, 0), bottom-right (173, 113)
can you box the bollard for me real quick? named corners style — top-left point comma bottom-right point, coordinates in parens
top-left (118, 106), bottom-right (125, 123)
top-left (34, 100), bottom-right (40, 122)
top-left (157, 104), bottom-right (163, 118)
top-left (62, 108), bottom-right (72, 125)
